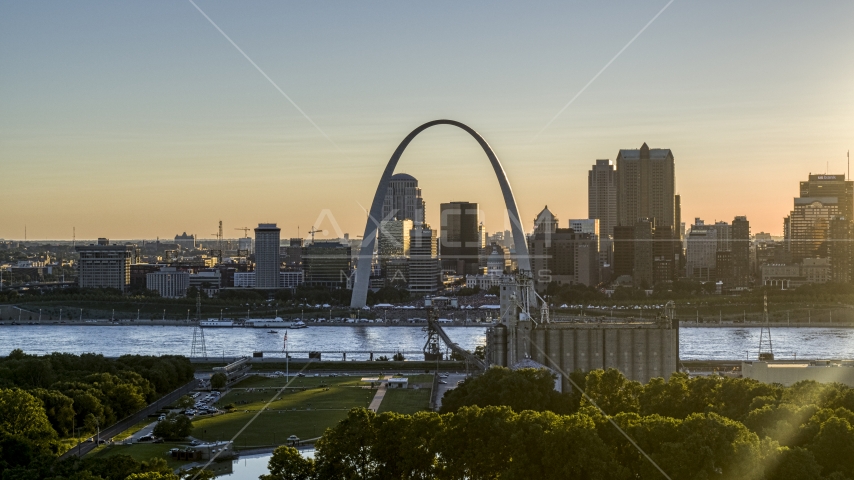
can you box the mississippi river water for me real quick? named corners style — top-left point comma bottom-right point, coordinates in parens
top-left (2, 325), bottom-right (854, 360)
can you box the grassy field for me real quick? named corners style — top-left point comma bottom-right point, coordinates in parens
top-left (192, 375), bottom-right (375, 447)
top-left (191, 373), bottom-right (436, 447)
top-left (87, 442), bottom-right (189, 470)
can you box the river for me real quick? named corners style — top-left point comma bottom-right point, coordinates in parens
top-left (2, 325), bottom-right (854, 360)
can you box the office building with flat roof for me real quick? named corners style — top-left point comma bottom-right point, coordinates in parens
top-left (303, 241), bottom-right (351, 288)
top-left (254, 223), bottom-right (281, 288)
top-left (146, 267), bottom-right (189, 298)
top-left (75, 238), bottom-right (135, 292)
top-left (440, 201), bottom-right (480, 275)
top-left (409, 224), bottom-right (440, 293)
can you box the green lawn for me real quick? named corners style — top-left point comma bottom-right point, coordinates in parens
top-left (377, 388), bottom-right (431, 414)
top-left (192, 375), bottom-right (377, 447)
top-left (87, 442), bottom-right (189, 470)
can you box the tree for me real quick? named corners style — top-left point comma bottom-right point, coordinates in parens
top-left (175, 395), bottom-right (195, 410)
top-left (261, 445), bottom-right (316, 480)
top-left (0, 388), bottom-right (56, 442)
top-left (582, 369), bottom-right (642, 415)
top-left (314, 408), bottom-right (379, 479)
top-left (210, 373), bottom-right (227, 390)
top-left (125, 473), bottom-right (179, 480)
top-left (30, 388), bottom-right (75, 437)
top-left (808, 416), bottom-right (854, 478)
top-left (392, 352), bottom-right (405, 362)
top-left (440, 367), bottom-right (569, 414)
top-left (152, 413), bottom-right (193, 440)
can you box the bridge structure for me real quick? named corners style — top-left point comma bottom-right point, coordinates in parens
top-left (349, 119), bottom-right (531, 309)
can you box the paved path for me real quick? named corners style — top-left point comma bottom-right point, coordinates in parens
top-left (367, 376), bottom-right (389, 412)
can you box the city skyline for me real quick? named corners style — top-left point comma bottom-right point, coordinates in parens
top-left (2, 1), bottom-right (853, 239)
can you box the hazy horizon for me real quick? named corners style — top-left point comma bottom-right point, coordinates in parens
top-left (3, 1), bottom-right (853, 241)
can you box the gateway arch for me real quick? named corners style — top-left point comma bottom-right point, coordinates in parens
top-left (350, 119), bottom-right (530, 309)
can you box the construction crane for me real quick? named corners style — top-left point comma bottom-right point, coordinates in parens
top-left (308, 226), bottom-right (324, 244)
top-left (234, 227), bottom-right (251, 238)
top-left (209, 220), bottom-right (224, 262)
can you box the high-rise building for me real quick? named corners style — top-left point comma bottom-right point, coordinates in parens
top-left (529, 228), bottom-right (599, 291)
top-left (254, 223), bottom-right (281, 288)
top-left (76, 238), bottom-right (135, 292)
top-left (146, 267), bottom-right (189, 298)
top-left (534, 206), bottom-right (559, 235)
top-left (612, 226), bottom-right (635, 279)
top-left (685, 233), bottom-right (715, 281)
top-left (588, 160), bottom-right (617, 261)
top-left (283, 238), bottom-right (303, 270)
top-left (616, 143), bottom-right (676, 228)
top-left (633, 219), bottom-right (654, 288)
top-left (378, 219), bottom-right (413, 271)
top-left (785, 173), bottom-right (853, 265)
top-left (653, 224), bottom-right (676, 284)
top-left (440, 202), bottom-right (480, 275)
top-left (569, 219), bottom-right (603, 269)
top-left (800, 174), bottom-right (854, 220)
top-left (829, 216), bottom-right (852, 284)
top-left (732, 216), bottom-right (750, 286)
top-left (382, 173), bottom-right (425, 225)
top-left (303, 241), bottom-right (351, 288)
top-left (408, 224), bottom-right (440, 293)
top-left (787, 198), bottom-right (839, 262)
top-left (686, 220), bottom-right (717, 281)
top-left (714, 221), bottom-right (732, 253)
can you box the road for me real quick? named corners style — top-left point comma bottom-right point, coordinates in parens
top-left (60, 379), bottom-right (199, 459)
top-left (433, 373), bottom-right (469, 411)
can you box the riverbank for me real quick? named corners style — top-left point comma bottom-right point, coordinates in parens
top-left (0, 319), bottom-right (492, 327)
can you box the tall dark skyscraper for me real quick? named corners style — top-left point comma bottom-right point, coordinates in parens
top-left (588, 159), bottom-right (617, 238)
top-left (382, 173), bottom-right (425, 224)
top-left (731, 216), bottom-right (750, 286)
top-left (254, 223), bottom-right (281, 288)
top-left (440, 201), bottom-right (480, 275)
top-left (616, 143), bottom-right (675, 228)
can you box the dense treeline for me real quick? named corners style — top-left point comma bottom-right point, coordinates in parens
top-left (2, 453), bottom-right (211, 480)
top-left (0, 351), bottom-right (194, 478)
top-left (266, 367), bottom-right (854, 480)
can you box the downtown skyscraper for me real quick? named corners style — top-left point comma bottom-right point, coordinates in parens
top-left (382, 173), bottom-right (425, 225)
top-left (254, 223), bottom-right (281, 288)
top-left (616, 143), bottom-right (676, 228)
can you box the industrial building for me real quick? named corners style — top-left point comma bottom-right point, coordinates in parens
top-left (486, 275), bottom-right (679, 387)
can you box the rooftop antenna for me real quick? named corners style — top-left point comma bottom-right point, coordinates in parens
top-left (72, 227), bottom-right (76, 248)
